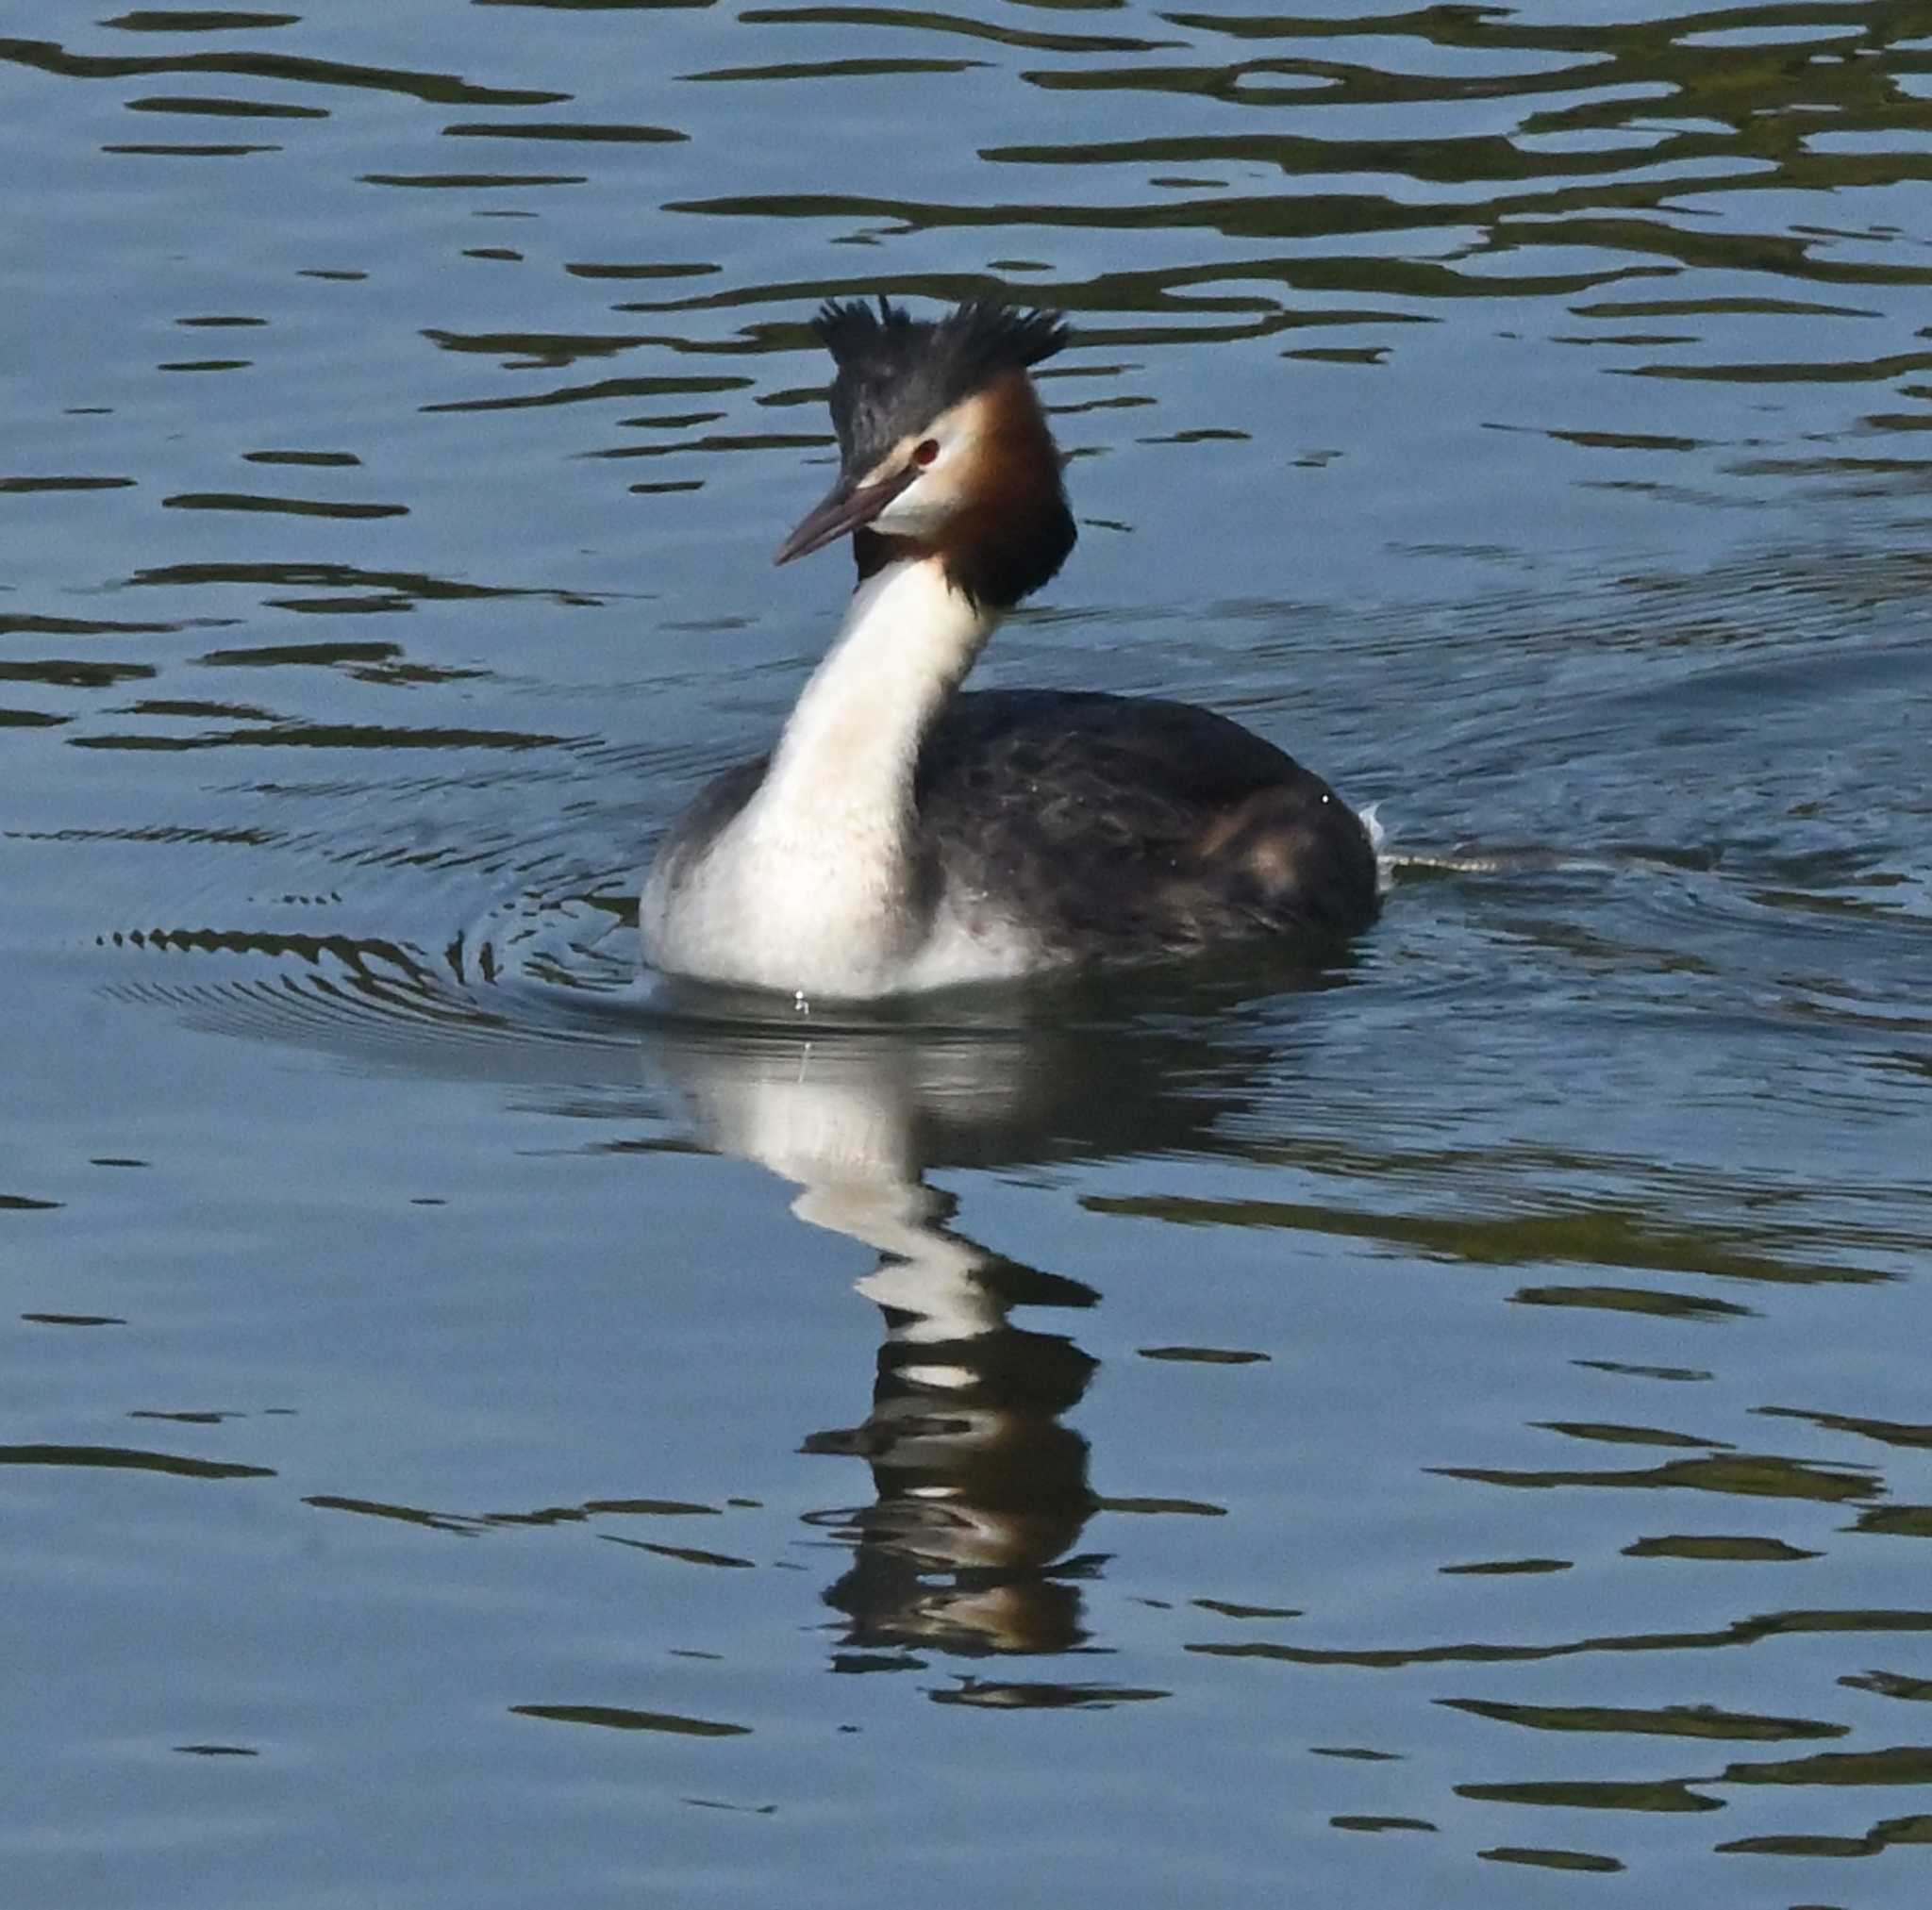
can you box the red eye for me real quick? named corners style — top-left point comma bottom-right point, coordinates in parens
top-left (913, 438), bottom-right (940, 467)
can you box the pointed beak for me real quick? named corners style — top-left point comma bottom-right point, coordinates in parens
top-left (774, 464), bottom-right (920, 566)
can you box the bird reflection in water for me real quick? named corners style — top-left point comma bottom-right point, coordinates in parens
top-left (800, 1183), bottom-right (1103, 1661)
top-left (648, 996), bottom-right (1114, 1663)
top-left (646, 974), bottom-right (1304, 1677)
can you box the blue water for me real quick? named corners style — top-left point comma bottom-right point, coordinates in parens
top-left (5, 2), bottom-right (1932, 1902)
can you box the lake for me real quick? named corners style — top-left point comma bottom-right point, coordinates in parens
top-left (4, 2), bottom-right (1931, 1902)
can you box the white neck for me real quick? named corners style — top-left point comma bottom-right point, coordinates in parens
top-left (644, 555), bottom-right (999, 996)
top-left (752, 555), bottom-right (996, 874)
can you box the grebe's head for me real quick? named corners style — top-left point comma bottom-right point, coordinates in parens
top-left (774, 296), bottom-right (1078, 609)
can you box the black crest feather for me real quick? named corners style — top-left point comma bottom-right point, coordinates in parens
top-left (812, 296), bottom-right (1070, 478)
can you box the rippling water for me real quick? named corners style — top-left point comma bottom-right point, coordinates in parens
top-left (5, 3), bottom-right (1932, 1902)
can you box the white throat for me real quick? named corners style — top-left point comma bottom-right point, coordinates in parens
top-left (762, 555), bottom-right (994, 828)
top-left (644, 556), bottom-right (1000, 997)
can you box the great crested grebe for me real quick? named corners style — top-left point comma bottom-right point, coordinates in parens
top-left (641, 297), bottom-right (1380, 1000)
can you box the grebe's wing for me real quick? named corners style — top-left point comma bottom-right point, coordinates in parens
top-left (916, 689), bottom-right (1378, 949)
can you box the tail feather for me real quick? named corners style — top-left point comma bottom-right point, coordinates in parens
top-left (1191, 779), bottom-right (1382, 937)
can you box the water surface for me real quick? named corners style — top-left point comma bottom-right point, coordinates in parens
top-left (5, 2), bottom-right (1932, 1902)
